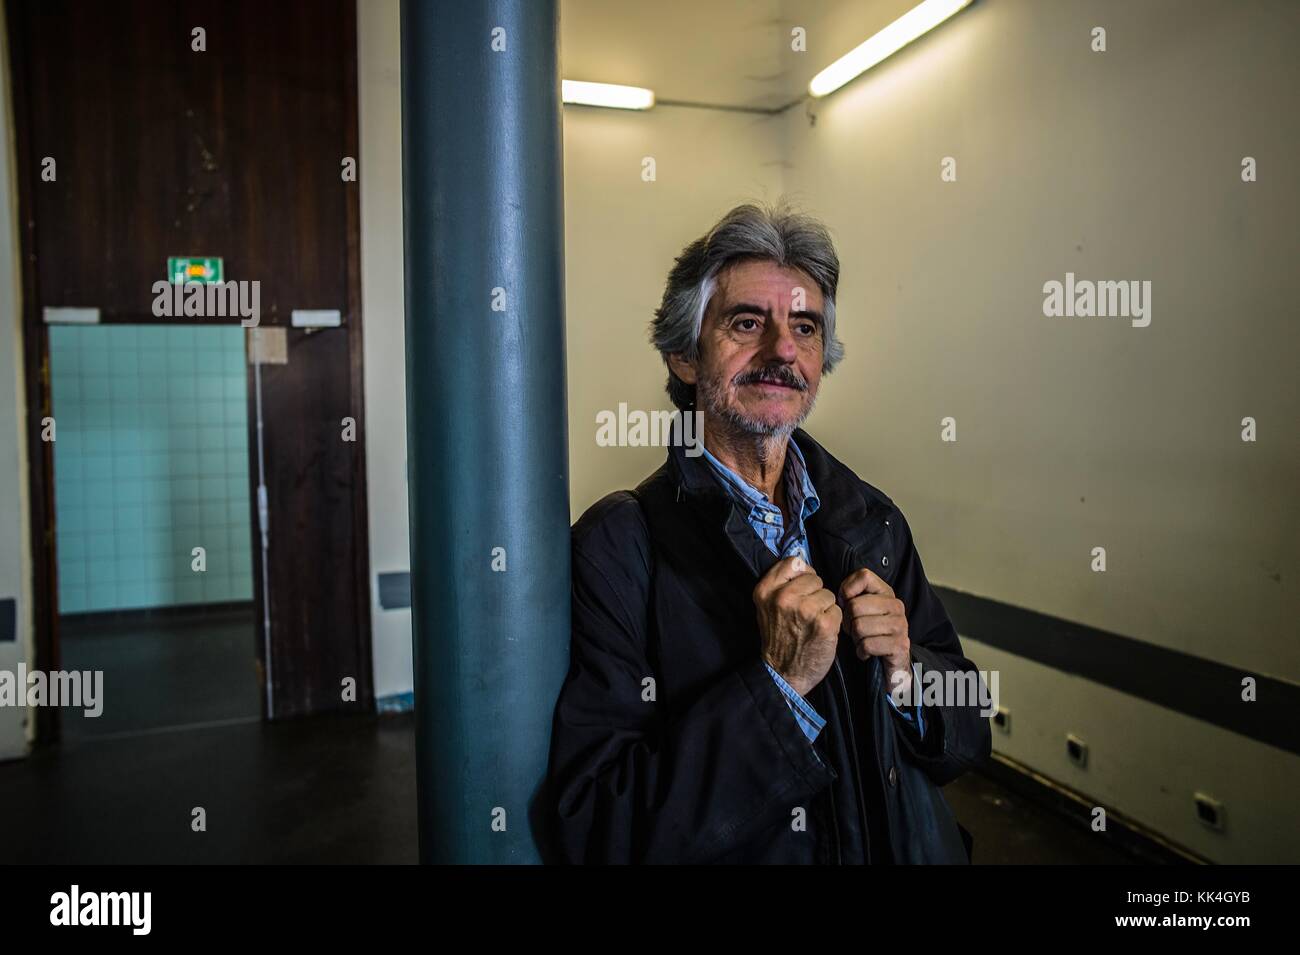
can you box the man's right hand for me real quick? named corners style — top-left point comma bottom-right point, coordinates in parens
top-left (754, 555), bottom-right (842, 698)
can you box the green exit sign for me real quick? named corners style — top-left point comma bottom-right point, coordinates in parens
top-left (168, 257), bottom-right (223, 284)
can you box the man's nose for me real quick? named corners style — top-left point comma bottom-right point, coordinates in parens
top-left (759, 319), bottom-right (799, 363)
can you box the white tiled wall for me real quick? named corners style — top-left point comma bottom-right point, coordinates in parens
top-left (49, 325), bottom-right (254, 613)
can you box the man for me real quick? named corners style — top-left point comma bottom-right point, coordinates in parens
top-left (546, 203), bottom-right (991, 864)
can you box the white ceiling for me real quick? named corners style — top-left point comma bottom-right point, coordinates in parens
top-left (560, 0), bottom-right (923, 112)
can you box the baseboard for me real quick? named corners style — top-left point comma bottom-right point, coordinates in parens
top-left (978, 752), bottom-right (1209, 865)
top-left (61, 600), bottom-right (256, 628)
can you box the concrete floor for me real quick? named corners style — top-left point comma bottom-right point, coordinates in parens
top-left (0, 610), bottom-right (1144, 864)
top-left (944, 768), bottom-right (1139, 865)
top-left (0, 712), bottom-right (417, 864)
top-left (0, 707), bottom-right (1146, 864)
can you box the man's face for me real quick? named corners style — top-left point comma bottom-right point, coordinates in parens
top-left (671, 258), bottom-right (825, 438)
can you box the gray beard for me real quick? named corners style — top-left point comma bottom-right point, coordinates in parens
top-left (696, 374), bottom-right (817, 450)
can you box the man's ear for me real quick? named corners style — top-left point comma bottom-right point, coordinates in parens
top-left (667, 352), bottom-right (697, 385)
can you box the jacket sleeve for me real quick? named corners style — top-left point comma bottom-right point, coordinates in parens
top-left (885, 505), bottom-right (993, 786)
top-left (545, 492), bottom-right (834, 864)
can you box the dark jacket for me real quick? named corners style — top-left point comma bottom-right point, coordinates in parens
top-left (546, 428), bottom-right (992, 864)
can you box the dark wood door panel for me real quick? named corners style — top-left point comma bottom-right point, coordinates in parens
top-left (252, 327), bottom-right (364, 718)
top-left (9, 0), bottom-right (372, 729)
top-left (19, 0), bottom-right (351, 321)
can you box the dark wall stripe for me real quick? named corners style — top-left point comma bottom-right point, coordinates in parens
top-left (0, 598), bottom-right (14, 642)
top-left (934, 585), bottom-right (1300, 757)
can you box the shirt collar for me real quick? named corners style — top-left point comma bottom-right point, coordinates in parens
top-left (698, 436), bottom-right (821, 526)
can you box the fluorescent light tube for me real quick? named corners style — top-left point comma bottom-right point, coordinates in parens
top-left (561, 80), bottom-right (655, 110)
top-left (809, 0), bottom-right (973, 97)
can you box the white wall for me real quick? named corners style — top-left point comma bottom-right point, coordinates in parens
top-left (358, 1), bottom-right (413, 702)
top-left (779, 0), bottom-right (1300, 862)
top-left (0, 17), bottom-right (34, 758)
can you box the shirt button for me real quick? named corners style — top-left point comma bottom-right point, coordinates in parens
top-left (888, 766), bottom-right (898, 787)
top-left (763, 512), bottom-right (776, 524)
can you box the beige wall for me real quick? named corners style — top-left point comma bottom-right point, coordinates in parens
top-left (779, 0), bottom-right (1299, 862)
top-left (358, 0), bottom-right (412, 701)
top-left (563, 103), bottom-right (785, 511)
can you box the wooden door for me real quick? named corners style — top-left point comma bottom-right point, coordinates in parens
top-left (7, 0), bottom-right (373, 731)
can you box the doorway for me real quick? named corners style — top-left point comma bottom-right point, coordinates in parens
top-left (7, 0), bottom-right (373, 742)
top-left (48, 324), bottom-right (259, 739)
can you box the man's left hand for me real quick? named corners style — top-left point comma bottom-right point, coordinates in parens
top-left (839, 567), bottom-right (912, 701)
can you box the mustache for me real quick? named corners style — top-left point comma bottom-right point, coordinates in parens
top-left (732, 365), bottom-right (808, 391)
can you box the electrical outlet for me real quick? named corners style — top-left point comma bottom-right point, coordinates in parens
top-left (1066, 733), bottom-right (1088, 768)
top-left (1193, 792), bottom-right (1225, 832)
top-left (992, 706), bottom-right (1011, 734)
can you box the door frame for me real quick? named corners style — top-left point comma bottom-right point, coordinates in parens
top-left (6, 0), bottom-right (58, 744)
top-left (4, 0), bottom-right (373, 741)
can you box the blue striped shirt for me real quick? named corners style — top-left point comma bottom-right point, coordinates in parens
top-left (699, 439), bottom-right (924, 743)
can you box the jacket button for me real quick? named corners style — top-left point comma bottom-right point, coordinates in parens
top-left (888, 765), bottom-right (898, 787)
top-left (881, 555), bottom-right (889, 567)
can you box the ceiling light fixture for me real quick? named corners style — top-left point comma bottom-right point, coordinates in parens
top-left (809, 0), bottom-right (973, 97)
top-left (561, 80), bottom-right (655, 110)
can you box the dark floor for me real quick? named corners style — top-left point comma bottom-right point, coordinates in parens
top-left (59, 607), bottom-right (262, 740)
top-left (0, 712), bottom-right (418, 864)
top-left (944, 769), bottom-right (1138, 865)
top-left (0, 707), bottom-right (1143, 864)
top-left (10, 607), bottom-right (1141, 863)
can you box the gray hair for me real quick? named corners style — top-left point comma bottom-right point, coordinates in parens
top-left (649, 202), bottom-right (844, 410)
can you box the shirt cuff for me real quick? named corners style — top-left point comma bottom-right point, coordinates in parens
top-left (885, 682), bottom-right (926, 738)
top-left (764, 662), bottom-right (826, 743)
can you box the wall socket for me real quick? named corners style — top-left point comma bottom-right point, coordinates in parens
top-left (1066, 733), bottom-right (1088, 768)
top-left (992, 706), bottom-right (1011, 734)
top-left (1193, 792), bottom-right (1225, 832)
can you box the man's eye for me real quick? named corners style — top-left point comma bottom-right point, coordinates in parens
top-left (734, 317), bottom-right (760, 331)
top-left (796, 322), bottom-right (818, 336)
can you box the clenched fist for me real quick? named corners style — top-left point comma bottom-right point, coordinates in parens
top-left (838, 566), bottom-right (912, 701)
top-left (754, 555), bottom-right (842, 698)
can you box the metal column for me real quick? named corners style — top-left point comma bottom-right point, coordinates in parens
top-left (400, 0), bottom-right (570, 864)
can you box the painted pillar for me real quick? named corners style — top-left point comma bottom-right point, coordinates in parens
top-left (400, 0), bottom-right (569, 864)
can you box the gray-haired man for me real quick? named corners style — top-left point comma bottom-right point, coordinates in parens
top-left (546, 203), bottom-right (990, 864)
